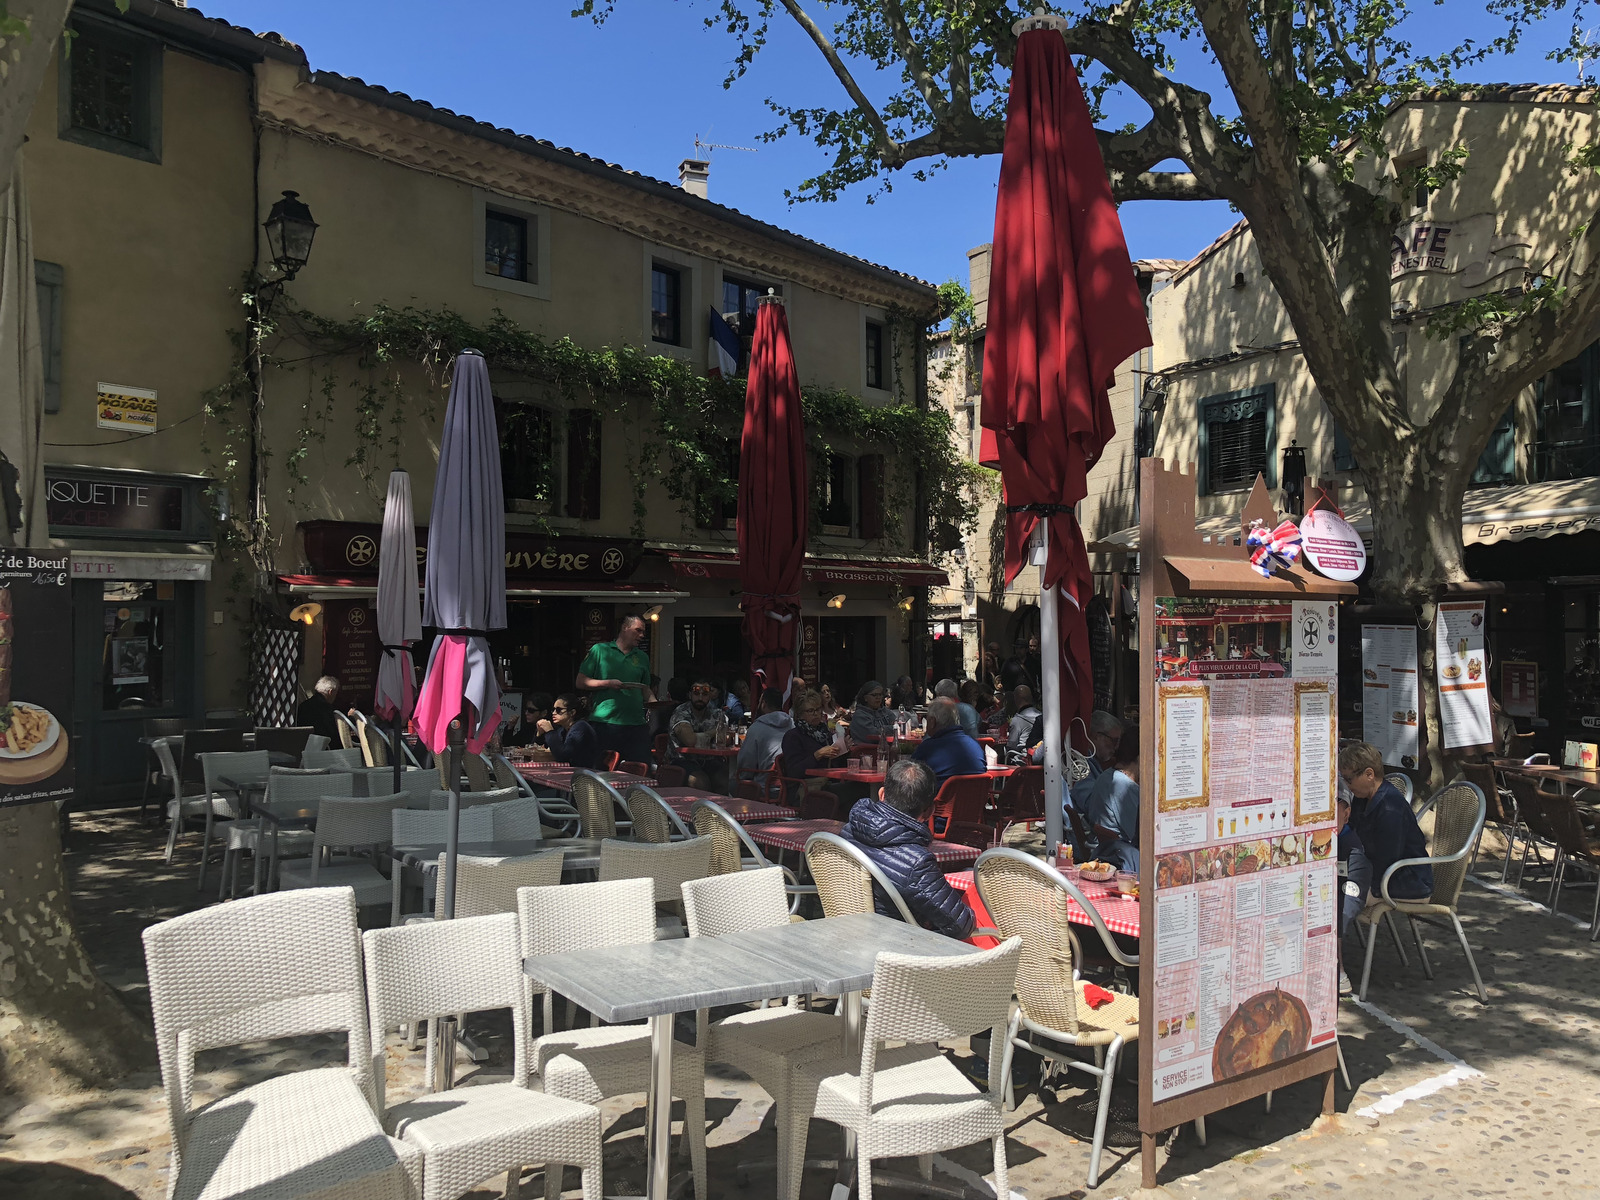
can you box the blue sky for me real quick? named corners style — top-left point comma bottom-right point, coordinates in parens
top-left (202, 1), bottom-right (1580, 292)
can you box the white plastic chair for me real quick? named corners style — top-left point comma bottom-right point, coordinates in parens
top-left (278, 794), bottom-right (407, 908)
top-left (681, 868), bottom-right (843, 1200)
top-left (141, 887), bottom-right (422, 1200)
top-left (389, 807), bottom-right (494, 926)
top-left (362, 913), bottom-right (604, 1200)
top-left (786, 938), bottom-right (1022, 1200)
top-left (518, 878), bottom-right (708, 1200)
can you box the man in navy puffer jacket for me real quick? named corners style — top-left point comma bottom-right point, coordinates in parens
top-left (842, 759), bottom-right (976, 940)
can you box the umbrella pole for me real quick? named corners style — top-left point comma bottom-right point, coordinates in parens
top-left (1037, 519), bottom-right (1065, 858)
top-left (431, 717), bottom-right (467, 1092)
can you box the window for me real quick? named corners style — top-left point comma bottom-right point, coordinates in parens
top-left (819, 455), bottom-right (856, 533)
top-left (1533, 341), bottom-right (1600, 480)
top-left (496, 399), bottom-right (556, 510)
top-left (58, 21), bottom-right (162, 162)
top-left (966, 333), bottom-right (985, 397)
top-left (857, 455), bottom-right (885, 540)
top-left (484, 210), bottom-right (530, 282)
top-left (36, 261), bottom-right (63, 414)
top-left (651, 264), bottom-right (682, 345)
top-left (565, 409), bottom-right (603, 519)
top-left (695, 442), bottom-right (739, 530)
top-left (720, 274), bottom-right (780, 373)
top-left (1461, 336), bottom-right (1515, 486)
top-left (1198, 386), bottom-right (1275, 495)
top-left (1395, 149), bottom-right (1429, 211)
top-left (865, 320), bottom-right (886, 390)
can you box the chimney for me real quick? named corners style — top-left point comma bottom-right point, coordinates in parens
top-left (679, 158), bottom-right (710, 199)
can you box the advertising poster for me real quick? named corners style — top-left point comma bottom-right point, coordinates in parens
top-left (1151, 598), bottom-right (1339, 1102)
top-left (1435, 601), bottom-right (1491, 750)
top-left (95, 382), bottom-right (158, 433)
top-left (1360, 624), bottom-right (1419, 768)
top-left (322, 598), bottom-right (379, 703)
top-left (1501, 661), bottom-right (1537, 719)
top-left (0, 554), bottom-right (75, 808)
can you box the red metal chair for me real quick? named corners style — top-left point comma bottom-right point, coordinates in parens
top-left (995, 765), bottom-right (1044, 823)
top-left (619, 760), bottom-right (651, 777)
top-left (926, 774), bottom-right (993, 841)
top-left (652, 733), bottom-right (671, 767)
top-left (798, 789), bottom-right (841, 821)
top-left (656, 763), bottom-right (687, 788)
top-left (733, 780), bottom-right (764, 802)
top-left (600, 750), bottom-right (621, 771)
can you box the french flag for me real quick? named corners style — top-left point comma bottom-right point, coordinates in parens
top-left (708, 307), bottom-right (740, 377)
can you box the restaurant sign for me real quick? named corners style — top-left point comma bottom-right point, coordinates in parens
top-left (300, 521), bottom-right (643, 582)
top-left (46, 472), bottom-right (186, 533)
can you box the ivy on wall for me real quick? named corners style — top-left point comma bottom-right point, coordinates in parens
top-left (206, 300), bottom-right (987, 558)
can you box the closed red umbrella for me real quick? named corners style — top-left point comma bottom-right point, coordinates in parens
top-left (980, 14), bottom-right (1151, 849)
top-left (737, 297), bottom-right (807, 700)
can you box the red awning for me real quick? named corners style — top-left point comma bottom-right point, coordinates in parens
top-left (659, 550), bottom-right (947, 588)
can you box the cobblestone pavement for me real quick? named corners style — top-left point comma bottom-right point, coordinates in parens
top-left (2, 815), bottom-right (1595, 1199)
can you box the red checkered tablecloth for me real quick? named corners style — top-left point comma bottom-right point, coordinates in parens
top-left (745, 819), bottom-right (980, 867)
top-left (513, 765), bottom-right (650, 794)
top-left (947, 869), bottom-right (1141, 945)
top-left (653, 788), bottom-right (793, 825)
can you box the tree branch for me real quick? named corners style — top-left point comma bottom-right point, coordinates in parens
top-left (881, 0), bottom-right (949, 122)
top-left (775, 0), bottom-right (897, 157)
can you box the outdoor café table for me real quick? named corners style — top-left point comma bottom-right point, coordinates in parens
top-left (1492, 758), bottom-right (1600, 797)
top-left (522, 929), bottom-right (817, 1199)
top-left (744, 818), bottom-right (983, 869)
top-left (390, 835), bottom-right (605, 878)
top-left (218, 767), bottom-right (327, 894)
top-left (679, 745), bottom-right (741, 793)
top-left (717, 912), bottom-right (978, 1197)
top-left (805, 766), bottom-right (886, 785)
top-left (946, 868), bottom-right (1141, 949)
top-left (513, 762), bottom-right (650, 795)
top-left (652, 786), bottom-right (794, 825)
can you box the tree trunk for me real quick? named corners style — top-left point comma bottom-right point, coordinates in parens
top-left (0, 801), bottom-right (153, 1096)
top-left (0, 1), bottom-right (74, 219)
top-left (1360, 447), bottom-right (1474, 792)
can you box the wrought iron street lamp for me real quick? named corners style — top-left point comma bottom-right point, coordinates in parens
top-left (262, 190), bottom-right (318, 282)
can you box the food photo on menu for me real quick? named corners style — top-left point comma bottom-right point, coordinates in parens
top-left (1149, 597), bottom-right (1340, 1103)
top-left (0, 566), bottom-right (74, 808)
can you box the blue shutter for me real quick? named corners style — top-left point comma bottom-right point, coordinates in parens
top-left (1471, 406), bottom-right (1515, 485)
top-left (1332, 421), bottom-right (1357, 472)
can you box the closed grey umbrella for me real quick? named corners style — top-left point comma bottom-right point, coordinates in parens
top-left (413, 349), bottom-right (506, 920)
top-left (374, 469), bottom-right (422, 792)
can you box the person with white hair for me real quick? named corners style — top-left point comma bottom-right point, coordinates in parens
top-left (910, 697), bottom-right (986, 786)
top-left (933, 678), bottom-right (980, 739)
top-left (295, 675), bottom-right (342, 743)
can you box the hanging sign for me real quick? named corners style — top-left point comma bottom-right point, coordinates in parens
top-left (95, 383), bottom-right (158, 433)
top-left (1300, 509), bottom-right (1367, 582)
top-left (1361, 624), bottom-right (1420, 768)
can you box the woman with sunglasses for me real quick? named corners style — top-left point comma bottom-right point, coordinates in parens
top-left (542, 693), bottom-right (603, 769)
top-left (504, 691), bottom-right (554, 748)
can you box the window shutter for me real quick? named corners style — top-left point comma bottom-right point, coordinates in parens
top-left (1332, 421), bottom-right (1358, 472)
top-left (1206, 411), bottom-right (1267, 491)
top-left (565, 409), bottom-right (602, 519)
top-left (857, 454), bottom-right (885, 539)
top-left (1471, 405), bottom-right (1515, 485)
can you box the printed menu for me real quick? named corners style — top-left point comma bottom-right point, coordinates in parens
top-left (1360, 623), bottom-right (1419, 768)
top-left (1152, 597), bottom-right (1339, 1103)
top-left (1435, 601), bottom-right (1491, 750)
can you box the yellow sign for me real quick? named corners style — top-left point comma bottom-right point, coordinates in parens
top-left (96, 383), bottom-right (157, 433)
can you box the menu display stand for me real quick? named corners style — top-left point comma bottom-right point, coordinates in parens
top-left (1137, 460), bottom-right (1357, 1187)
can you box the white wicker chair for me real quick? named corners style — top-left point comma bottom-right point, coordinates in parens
top-left (437, 851), bottom-right (565, 920)
top-left (155, 739), bottom-right (230, 868)
top-left (195, 750), bottom-right (273, 897)
top-left (362, 913), bottom-right (604, 1200)
top-left (392, 769), bottom-right (441, 805)
top-left (974, 847), bottom-right (1141, 1187)
top-left (682, 868), bottom-right (843, 1200)
top-left (389, 807), bottom-right (495, 926)
top-left (691, 800), bottom-right (813, 912)
top-left (518, 878), bottom-right (708, 1200)
top-left (786, 938), bottom-right (1022, 1200)
top-left (623, 784), bottom-right (692, 843)
top-left (278, 794), bottom-right (406, 908)
top-left (803, 831), bottom-right (918, 924)
top-left (428, 786), bottom-right (518, 811)
top-left (303, 733), bottom-right (331, 753)
top-left (305, 747), bottom-right (365, 769)
top-left (488, 798), bottom-right (557, 841)
top-left (598, 836), bottom-right (713, 938)
top-left (141, 887), bottom-right (423, 1200)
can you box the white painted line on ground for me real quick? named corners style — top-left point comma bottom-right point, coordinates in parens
top-left (1467, 872), bottom-right (1589, 929)
top-left (1353, 1063), bottom-right (1483, 1118)
top-left (1349, 995), bottom-right (1477, 1069)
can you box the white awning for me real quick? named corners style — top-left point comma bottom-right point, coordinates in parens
top-left (64, 546), bottom-right (214, 581)
top-left (1090, 477), bottom-right (1600, 554)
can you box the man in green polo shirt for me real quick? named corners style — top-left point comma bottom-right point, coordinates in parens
top-left (576, 613), bottom-right (656, 764)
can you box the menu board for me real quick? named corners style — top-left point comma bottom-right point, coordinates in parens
top-left (1435, 601), bottom-right (1491, 750)
top-left (0, 555), bottom-right (75, 807)
top-left (1150, 597), bottom-right (1339, 1103)
top-left (1360, 624), bottom-right (1419, 768)
top-left (1501, 660), bottom-right (1538, 719)
top-left (323, 598), bottom-right (380, 705)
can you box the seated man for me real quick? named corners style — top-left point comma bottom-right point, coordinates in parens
top-left (842, 759), bottom-right (976, 940)
top-left (669, 676), bottom-right (726, 790)
top-left (1080, 726), bottom-right (1141, 872)
top-left (933, 679), bottom-right (980, 739)
top-left (1005, 686), bottom-right (1040, 759)
top-left (911, 697), bottom-right (986, 786)
top-left (1063, 708), bottom-right (1126, 799)
top-left (1338, 742), bottom-right (1432, 901)
top-left (736, 686), bottom-right (792, 781)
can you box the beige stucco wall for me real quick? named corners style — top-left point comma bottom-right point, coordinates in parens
top-left (1151, 94), bottom-right (1600, 523)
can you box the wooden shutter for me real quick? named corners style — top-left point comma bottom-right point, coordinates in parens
top-left (1471, 405), bottom-right (1515, 485)
top-left (1332, 420), bottom-right (1358, 472)
top-left (857, 454), bottom-right (885, 539)
top-left (565, 409), bottom-right (602, 519)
